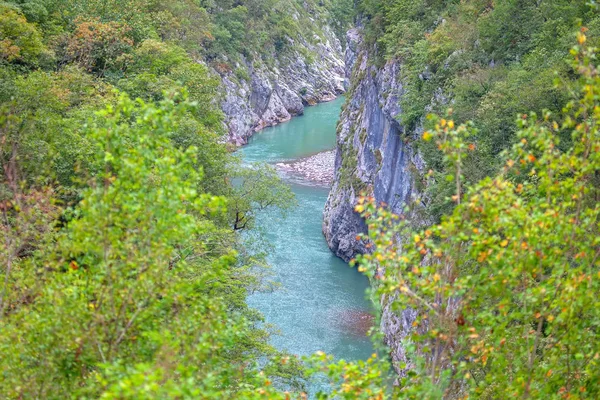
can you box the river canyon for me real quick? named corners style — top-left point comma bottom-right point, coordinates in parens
top-left (241, 97), bottom-right (374, 368)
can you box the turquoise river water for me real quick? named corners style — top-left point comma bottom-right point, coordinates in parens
top-left (240, 97), bottom-right (374, 367)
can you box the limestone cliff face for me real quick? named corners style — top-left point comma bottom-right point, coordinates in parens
top-left (219, 25), bottom-right (345, 146)
top-left (323, 28), bottom-right (427, 377)
top-left (323, 28), bottom-right (423, 262)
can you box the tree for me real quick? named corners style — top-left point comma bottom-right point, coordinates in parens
top-left (227, 163), bottom-right (296, 232)
top-left (350, 34), bottom-right (600, 398)
top-left (0, 67), bottom-right (112, 189)
top-left (65, 17), bottom-right (133, 76)
top-left (0, 93), bottom-right (294, 398)
top-left (0, 4), bottom-right (45, 65)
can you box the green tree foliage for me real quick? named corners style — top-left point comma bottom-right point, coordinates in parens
top-left (3, 0), bottom-right (345, 70)
top-left (355, 0), bottom-right (600, 222)
top-left (228, 164), bottom-right (296, 232)
top-left (116, 39), bottom-right (223, 131)
top-left (0, 66), bottom-right (111, 189)
top-left (151, 0), bottom-right (213, 55)
top-left (0, 4), bottom-right (45, 65)
top-left (1, 0), bottom-right (305, 395)
top-left (4, 0), bottom-right (600, 397)
top-left (64, 18), bottom-right (133, 76)
top-left (328, 0), bottom-right (356, 46)
top-left (0, 94), bottom-right (300, 398)
top-left (348, 37), bottom-right (600, 398)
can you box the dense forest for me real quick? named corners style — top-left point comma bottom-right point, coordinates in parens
top-left (0, 0), bottom-right (317, 397)
top-left (346, 0), bottom-right (600, 398)
top-left (2, 0), bottom-right (600, 398)
top-left (355, 0), bottom-right (600, 220)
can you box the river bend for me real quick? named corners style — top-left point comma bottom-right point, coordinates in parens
top-left (241, 97), bottom-right (373, 363)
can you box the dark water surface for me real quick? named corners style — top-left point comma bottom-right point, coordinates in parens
top-left (240, 97), bottom-right (374, 363)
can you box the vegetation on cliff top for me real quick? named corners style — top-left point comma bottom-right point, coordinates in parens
top-left (357, 0), bottom-right (600, 220)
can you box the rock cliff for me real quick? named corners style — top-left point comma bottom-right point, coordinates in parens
top-left (323, 28), bottom-right (424, 262)
top-left (219, 25), bottom-right (346, 146)
top-left (323, 28), bottom-right (427, 377)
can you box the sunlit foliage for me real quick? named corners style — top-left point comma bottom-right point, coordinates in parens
top-left (350, 38), bottom-right (600, 398)
top-left (356, 0), bottom-right (600, 222)
top-left (0, 94), bottom-right (302, 398)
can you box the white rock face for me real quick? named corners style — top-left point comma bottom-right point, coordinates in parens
top-left (323, 28), bottom-right (423, 262)
top-left (219, 25), bottom-right (346, 146)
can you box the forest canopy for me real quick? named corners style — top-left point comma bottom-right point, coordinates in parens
top-left (2, 0), bottom-right (600, 398)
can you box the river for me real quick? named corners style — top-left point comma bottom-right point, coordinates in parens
top-left (240, 97), bottom-right (374, 372)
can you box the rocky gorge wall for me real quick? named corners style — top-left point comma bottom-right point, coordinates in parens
top-left (323, 28), bottom-right (425, 262)
top-left (218, 25), bottom-right (346, 146)
top-left (323, 28), bottom-right (427, 377)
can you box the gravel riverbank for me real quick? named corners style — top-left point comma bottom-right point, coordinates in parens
top-left (275, 150), bottom-right (335, 186)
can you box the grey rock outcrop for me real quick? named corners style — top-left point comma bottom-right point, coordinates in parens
top-left (323, 28), bottom-right (423, 262)
top-left (323, 28), bottom-right (427, 378)
top-left (220, 25), bottom-right (346, 146)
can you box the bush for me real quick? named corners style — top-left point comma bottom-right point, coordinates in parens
top-left (0, 4), bottom-right (45, 65)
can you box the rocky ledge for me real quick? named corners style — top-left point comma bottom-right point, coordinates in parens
top-left (275, 150), bottom-right (335, 186)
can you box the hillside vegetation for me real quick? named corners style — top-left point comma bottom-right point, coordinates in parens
top-left (357, 0), bottom-right (600, 220)
top-left (0, 0), bottom-right (316, 397)
top-left (2, 0), bottom-right (600, 398)
top-left (353, 38), bottom-right (600, 399)
top-left (335, 1), bottom-right (600, 398)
